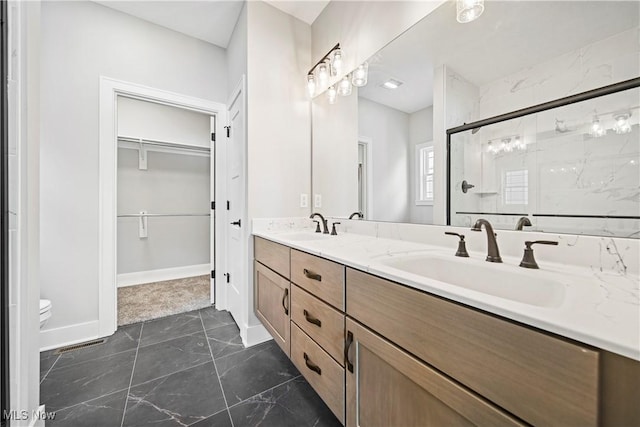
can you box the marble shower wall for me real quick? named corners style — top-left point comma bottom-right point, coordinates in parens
top-left (448, 26), bottom-right (640, 237)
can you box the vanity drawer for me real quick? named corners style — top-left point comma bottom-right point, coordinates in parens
top-left (346, 268), bottom-right (599, 427)
top-left (291, 284), bottom-right (345, 365)
top-left (291, 249), bottom-right (344, 310)
top-left (254, 237), bottom-right (290, 279)
top-left (291, 323), bottom-right (345, 424)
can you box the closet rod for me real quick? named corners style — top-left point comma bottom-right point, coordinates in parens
top-left (117, 136), bottom-right (210, 153)
top-left (117, 213), bottom-right (210, 218)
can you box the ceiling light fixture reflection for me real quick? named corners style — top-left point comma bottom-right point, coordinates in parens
top-left (337, 75), bottom-right (352, 97)
top-left (382, 78), bottom-right (403, 90)
top-left (327, 85), bottom-right (337, 104)
top-left (352, 62), bottom-right (369, 87)
top-left (456, 0), bottom-right (485, 23)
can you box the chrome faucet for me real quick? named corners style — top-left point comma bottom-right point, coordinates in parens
top-left (471, 219), bottom-right (502, 263)
top-left (348, 211), bottom-right (364, 220)
top-left (309, 213), bottom-right (330, 234)
top-left (515, 216), bottom-right (532, 231)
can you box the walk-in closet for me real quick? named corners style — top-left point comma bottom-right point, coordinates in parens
top-left (116, 97), bottom-right (214, 325)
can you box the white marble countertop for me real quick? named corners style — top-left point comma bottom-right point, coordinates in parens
top-left (253, 228), bottom-right (640, 361)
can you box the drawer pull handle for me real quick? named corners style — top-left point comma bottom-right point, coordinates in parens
top-left (345, 331), bottom-right (354, 373)
top-left (303, 269), bottom-right (322, 281)
top-left (282, 288), bottom-right (289, 315)
top-left (304, 353), bottom-right (322, 375)
top-left (303, 310), bottom-right (322, 327)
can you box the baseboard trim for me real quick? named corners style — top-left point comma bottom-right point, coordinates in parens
top-left (39, 320), bottom-right (103, 352)
top-left (243, 323), bottom-right (272, 347)
top-left (117, 264), bottom-right (210, 288)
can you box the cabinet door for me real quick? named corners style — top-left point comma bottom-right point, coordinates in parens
top-left (255, 261), bottom-right (290, 356)
top-left (344, 319), bottom-right (524, 427)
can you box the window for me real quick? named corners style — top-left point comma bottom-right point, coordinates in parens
top-left (416, 143), bottom-right (434, 204)
top-left (504, 170), bottom-right (528, 205)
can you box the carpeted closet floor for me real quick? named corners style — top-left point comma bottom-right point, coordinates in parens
top-left (117, 275), bottom-right (210, 326)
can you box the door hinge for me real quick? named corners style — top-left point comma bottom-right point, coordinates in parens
top-left (225, 273), bottom-right (231, 283)
top-left (226, 201), bottom-right (230, 210)
top-left (211, 132), bottom-right (216, 142)
top-left (211, 201), bottom-right (215, 210)
top-left (211, 270), bottom-right (215, 279)
top-left (224, 126), bottom-right (231, 138)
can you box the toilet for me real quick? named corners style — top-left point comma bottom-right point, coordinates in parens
top-left (39, 299), bottom-right (52, 329)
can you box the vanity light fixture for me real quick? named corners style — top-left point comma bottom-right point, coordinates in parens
top-left (613, 112), bottom-right (631, 134)
top-left (307, 74), bottom-right (316, 97)
top-left (327, 85), bottom-right (337, 104)
top-left (306, 43), bottom-right (342, 98)
top-left (456, 0), bottom-right (485, 23)
top-left (317, 60), bottom-right (330, 85)
top-left (332, 47), bottom-right (343, 76)
top-left (337, 75), bottom-right (352, 97)
top-left (590, 115), bottom-right (606, 138)
top-left (352, 62), bottom-right (369, 87)
top-left (382, 78), bottom-right (403, 90)
top-left (486, 135), bottom-right (525, 155)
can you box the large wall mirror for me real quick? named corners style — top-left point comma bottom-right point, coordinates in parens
top-left (311, 0), bottom-right (639, 238)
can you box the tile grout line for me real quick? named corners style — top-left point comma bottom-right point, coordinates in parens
top-left (120, 322), bottom-right (144, 427)
top-left (39, 354), bottom-right (60, 384)
top-left (46, 386), bottom-right (132, 414)
top-left (199, 309), bottom-right (236, 427)
top-left (226, 374), bottom-right (303, 411)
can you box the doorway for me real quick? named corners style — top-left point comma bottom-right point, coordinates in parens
top-left (99, 77), bottom-right (227, 336)
top-left (115, 97), bottom-right (215, 325)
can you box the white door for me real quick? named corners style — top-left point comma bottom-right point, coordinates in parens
top-left (210, 116), bottom-right (216, 304)
top-left (224, 85), bottom-right (244, 324)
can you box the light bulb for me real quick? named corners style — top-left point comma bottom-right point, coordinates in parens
top-left (332, 48), bottom-right (343, 76)
top-left (457, 0), bottom-right (485, 23)
top-left (317, 61), bottom-right (329, 85)
top-left (613, 113), bottom-right (631, 134)
top-left (307, 74), bottom-right (316, 97)
top-left (327, 85), bottom-right (337, 104)
top-left (590, 116), bottom-right (606, 138)
top-left (352, 62), bottom-right (368, 87)
top-left (337, 75), bottom-right (352, 97)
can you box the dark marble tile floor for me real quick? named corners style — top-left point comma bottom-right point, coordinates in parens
top-left (40, 305), bottom-right (341, 427)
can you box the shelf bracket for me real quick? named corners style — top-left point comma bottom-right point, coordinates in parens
top-left (138, 139), bottom-right (148, 170)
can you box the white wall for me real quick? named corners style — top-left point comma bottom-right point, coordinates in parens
top-left (8, 0), bottom-right (42, 423)
top-left (243, 1), bottom-right (311, 340)
top-left (39, 1), bottom-right (227, 347)
top-left (358, 97), bottom-right (410, 222)
top-left (226, 3), bottom-right (247, 98)
top-left (409, 106), bottom-right (434, 224)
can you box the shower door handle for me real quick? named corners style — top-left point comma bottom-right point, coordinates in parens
top-left (230, 219), bottom-right (241, 227)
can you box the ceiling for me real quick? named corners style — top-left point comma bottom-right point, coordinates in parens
top-left (95, 0), bottom-right (329, 48)
top-left (358, 1), bottom-right (640, 114)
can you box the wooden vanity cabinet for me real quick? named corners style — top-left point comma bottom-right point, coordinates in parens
top-left (346, 268), bottom-right (599, 427)
top-left (254, 237), bottom-right (292, 356)
top-left (344, 318), bottom-right (524, 427)
top-left (254, 261), bottom-right (290, 356)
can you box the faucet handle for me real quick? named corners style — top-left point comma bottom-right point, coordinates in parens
top-left (331, 222), bottom-right (341, 236)
top-left (313, 220), bottom-right (321, 233)
top-left (520, 240), bottom-right (558, 269)
top-left (444, 232), bottom-right (469, 257)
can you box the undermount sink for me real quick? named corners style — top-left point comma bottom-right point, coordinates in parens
top-left (376, 254), bottom-right (565, 308)
top-left (281, 232), bottom-right (332, 241)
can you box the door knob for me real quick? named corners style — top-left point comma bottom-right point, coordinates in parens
top-left (230, 219), bottom-right (241, 227)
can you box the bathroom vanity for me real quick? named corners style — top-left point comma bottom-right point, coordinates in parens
top-left (253, 227), bottom-right (640, 427)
